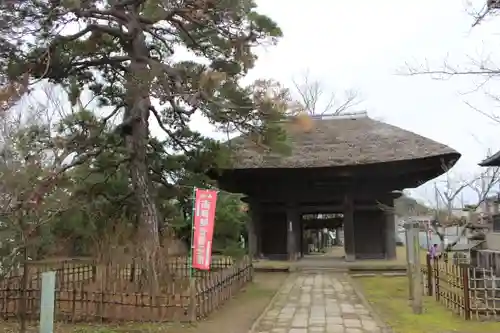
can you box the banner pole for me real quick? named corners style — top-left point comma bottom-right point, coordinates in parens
top-left (188, 186), bottom-right (197, 280)
top-left (188, 186), bottom-right (197, 321)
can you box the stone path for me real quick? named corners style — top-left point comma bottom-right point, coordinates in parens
top-left (253, 273), bottom-right (384, 333)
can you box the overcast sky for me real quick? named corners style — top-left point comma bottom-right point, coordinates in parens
top-left (183, 0), bottom-right (500, 206)
top-left (30, 0), bottom-right (499, 207)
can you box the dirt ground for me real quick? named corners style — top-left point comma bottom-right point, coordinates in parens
top-left (0, 272), bottom-right (288, 333)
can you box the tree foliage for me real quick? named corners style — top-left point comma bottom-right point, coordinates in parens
top-left (0, 1), bottom-right (289, 287)
top-left (0, 94), bottom-right (75, 276)
top-left (0, 91), bottom-right (250, 273)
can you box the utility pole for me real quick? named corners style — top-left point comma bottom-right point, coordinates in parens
top-left (405, 219), bottom-right (422, 314)
top-left (434, 182), bottom-right (440, 212)
top-left (434, 182), bottom-right (440, 235)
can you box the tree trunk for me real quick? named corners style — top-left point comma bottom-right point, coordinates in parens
top-left (125, 18), bottom-right (162, 292)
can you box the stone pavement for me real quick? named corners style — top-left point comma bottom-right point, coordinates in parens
top-left (253, 273), bottom-right (384, 333)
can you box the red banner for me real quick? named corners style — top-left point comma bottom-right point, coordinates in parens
top-left (191, 188), bottom-right (218, 270)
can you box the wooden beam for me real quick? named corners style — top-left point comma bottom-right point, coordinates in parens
top-left (302, 218), bottom-right (343, 230)
top-left (299, 204), bottom-right (385, 214)
top-left (213, 157), bottom-right (446, 182)
top-left (254, 196), bottom-right (392, 212)
top-left (242, 178), bottom-right (402, 195)
top-left (261, 193), bottom-right (397, 204)
top-left (243, 192), bottom-right (386, 204)
top-left (248, 194), bottom-right (394, 206)
top-left (213, 163), bottom-right (444, 194)
top-left (240, 171), bottom-right (439, 201)
top-left (246, 186), bottom-right (401, 203)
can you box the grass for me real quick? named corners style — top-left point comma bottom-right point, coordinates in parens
top-left (0, 272), bottom-right (288, 333)
top-left (356, 275), bottom-right (500, 333)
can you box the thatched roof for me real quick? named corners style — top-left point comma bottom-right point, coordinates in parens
top-left (230, 112), bottom-right (460, 169)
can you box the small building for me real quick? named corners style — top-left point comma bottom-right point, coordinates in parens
top-left (480, 214), bottom-right (500, 251)
top-left (450, 241), bottom-right (483, 265)
top-left (451, 208), bottom-right (469, 219)
top-left (209, 112), bottom-right (460, 261)
top-left (475, 153), bottom-right (500, 250)
top-left (474, 196), bottom-right (500, 217)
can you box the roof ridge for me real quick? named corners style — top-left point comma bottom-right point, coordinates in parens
top-left (281, 111), bottom-right (369, 123)
top-left (310, 111), bottom-right (368, 120)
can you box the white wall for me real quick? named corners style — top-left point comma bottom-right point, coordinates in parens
top-left (486, 233), bottom-right (500, 251)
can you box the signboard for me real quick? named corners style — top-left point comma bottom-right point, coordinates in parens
top-left (39, 271), bottom-right (56, 333)
top-left (191, 189), bottom-right (218, 270)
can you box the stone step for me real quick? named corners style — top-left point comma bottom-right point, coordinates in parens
top-left (350, 272), bottom-right (407, 277)
top-left (254, 267), bottom-right (290, 273)
top-left (296, 268), bottom-right (348, 273)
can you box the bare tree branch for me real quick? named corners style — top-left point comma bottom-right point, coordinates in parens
top-left (469, 1), bottom-right (500, 27)
top-left (401, 3), bottom-right (500, 123)
top-left (467, 165), bottom-right (500, 211)
top-left (291, 70), bottom-right (363, 116)
top-left (429, 160), bottom-right (500, 252)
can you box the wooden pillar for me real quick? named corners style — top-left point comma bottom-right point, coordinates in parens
top-left (296, 214), bottom-right (301, 257)
top-left (254, 204), bottom-right (262, 258)
top-left (248, 199), bottom-right (261, 259)
top-left (246, 219), bottom-right (256, 259)
top-left (343, 193), bottom-right (356, 262)
top-left (296, 215), bottom-right (303, 258)
top-left (377, 196), bottom-right (397, 260)
top-left (334, 226), bottom-right (342, 245)
top-left (302, 224), bottom-right (309, 255)
top-left (384, 207), bottom-right (397, 260)
top-left (286, 204), bottom-right (299, 261)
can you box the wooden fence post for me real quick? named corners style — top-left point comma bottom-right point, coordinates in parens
top-left (249, 256), bottom-right (254, 282)
top-left (19, 257), bottom-right (30, 333)
top-left (426, 254), bottom-right (433, 296)
top-left (404, 223), bottom-right (414, 301)
top-left (434, 257), bottom-right (440, 301)
top-left (461, 264), bottom-right (471, 320)
top-left (91, 264), bottom-right (97, 283)
top-left (188, 279), bottom-right (197, 322)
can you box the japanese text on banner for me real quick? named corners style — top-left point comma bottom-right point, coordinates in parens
top-left (192, 189), bottom-right (217, 270)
